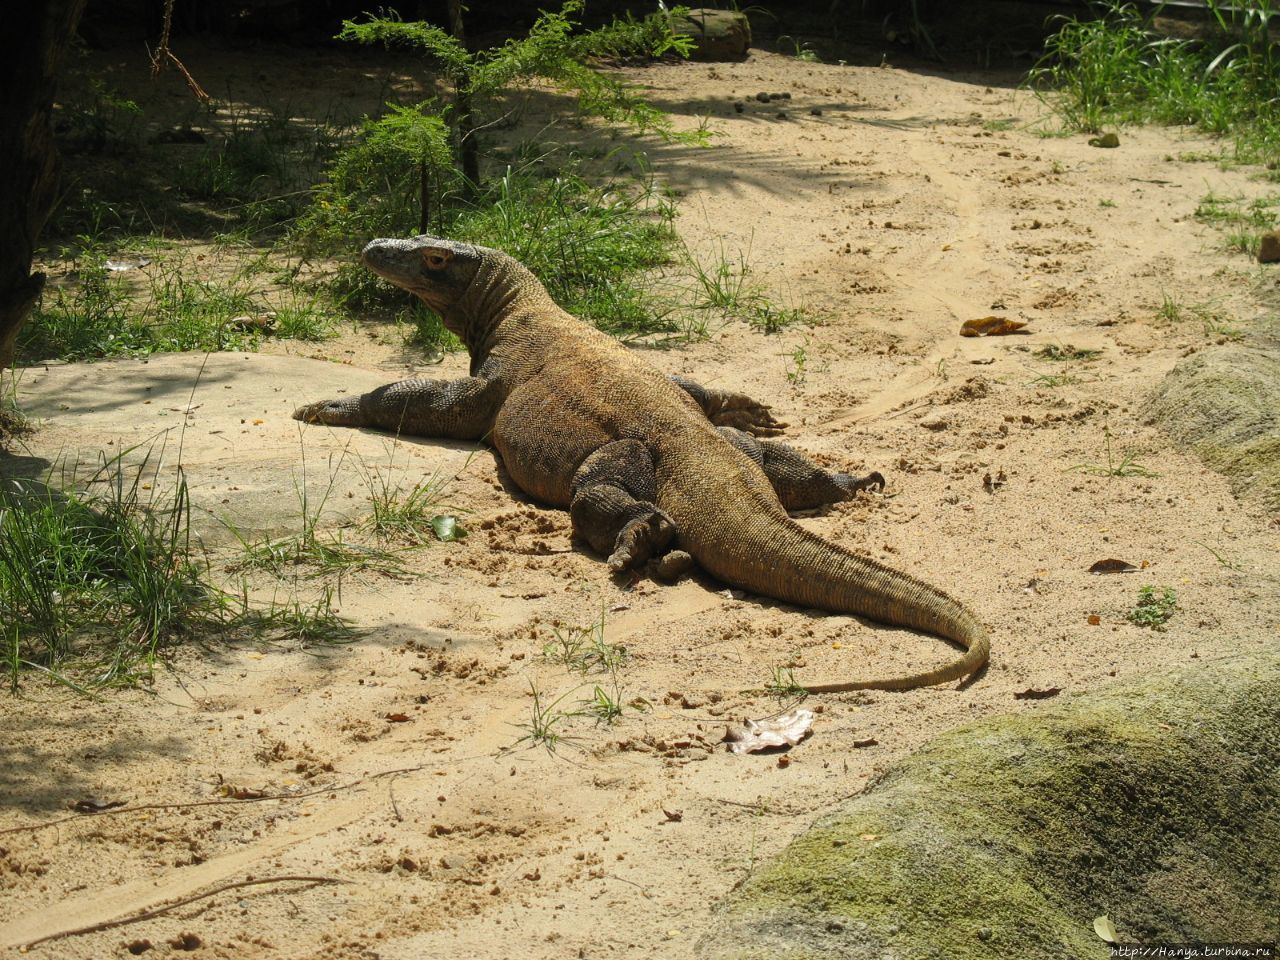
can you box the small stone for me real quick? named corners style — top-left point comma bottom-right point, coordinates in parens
top-left (733, 101), bottom-right (745, 113)
top-left (755, 91), bottom-right (771, 103)
top-left (1258, 231), bottom-right (1280, 263)
top-left (919, 416), bottom-right (949, 431)
top-left (809, 107), bottom-right (823, 116)
top-left (978, 927), bottom-right (994, 941)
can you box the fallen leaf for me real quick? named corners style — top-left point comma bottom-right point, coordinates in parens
top-left (431, 514), bottom-right (467, 542)
top-left (724, 708), bottom-right (815, 754)
top-left (852, 737), bottom-right (878, 748)
top-left (662, 808), bottom-right (684, 822)
top-left (1093, 914), bottom-right (1118, 943)
top-left (385, 713), bottom-right (411, 723)
top-left (252, 418), bottom-right (264, 425)
top-left (217, 784), bottom-right (267, 800)
top-left (960, 316), bottom-right (1028, 337)
top-left (1014, 686), bottom-right (1062, 700)
top-left (1088, 558), bottom-right (1137, 574)
top-left (1088, 132), bottom-right (1120, 148)
top-left (71, 797), bottom-right (126, 813)
top-left (1087, 614), bottom-right (1101, 626)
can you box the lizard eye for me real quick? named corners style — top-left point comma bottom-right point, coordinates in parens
top-left (422, 251), bottom-right (450, 271)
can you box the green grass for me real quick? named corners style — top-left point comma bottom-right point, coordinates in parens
top-left (1127, 585), bottom-right (1177, 630)
top-left (19, 248), bottom-right (338, 363)
top-left (542, 609), bottom-right (627, 675)
top-left (1194, 190), bottom-right (1280, 256)
top-left (361, 447), bottom-right (468, 545)
top-left (765, 664), bottom-right (806, 700)
top-left (0, 450), bottom-right (212, 690)
top-left (1029, 0), bottom-right (1280, 163)
top-left (513, 680), bottom-right (580, 753)
top-left (0, 447), bottom-right (359, 692)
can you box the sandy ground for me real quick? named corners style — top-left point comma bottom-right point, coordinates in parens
top-left (3, 45), bottom-right (1280, 959)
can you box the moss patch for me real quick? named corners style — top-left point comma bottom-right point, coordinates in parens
top-left (1145, 340), bottom-right (1280, 509)
top-left (700, 655), bottom-right (1280, 960)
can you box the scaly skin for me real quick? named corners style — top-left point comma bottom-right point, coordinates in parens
top-left (294, 236), bottom-right (989, 692)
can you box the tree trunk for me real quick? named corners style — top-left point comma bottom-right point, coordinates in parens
top-left (446, 0), bottom-right (480, 195)
top-left (0, 0), bottom-right (89, 373)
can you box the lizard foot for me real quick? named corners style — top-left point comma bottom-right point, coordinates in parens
top-left (606, 511), bottom-right (676, 573)
top-left (836, 470), bottom-right (886, 497)
top-left (653, 549), bottom-right (695, 583)
top-left (292, 397), bottom-right (363, 426)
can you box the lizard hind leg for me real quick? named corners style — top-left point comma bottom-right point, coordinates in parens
top-left (570, 440), bottom-right (677, 573)
top-left (717, 426), bottom-right (885, 511)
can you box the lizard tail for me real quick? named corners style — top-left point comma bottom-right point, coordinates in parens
top-left (685, 501), bottom-right (990, 693)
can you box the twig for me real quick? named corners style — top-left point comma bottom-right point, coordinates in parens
top-left (18, 875), bottom-right (345, 949)
top-left (148, 0), bottom-right (210, 102)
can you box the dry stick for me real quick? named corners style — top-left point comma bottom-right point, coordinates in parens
top-left (18, 875), bottom-right (346, 950)
top-left (148, 0), bottom-right (210, 102)
top-left (0, 761), bottom-right (446, 837)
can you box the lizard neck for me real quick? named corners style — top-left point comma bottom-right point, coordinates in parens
top-left (449, 253), bottom-right (553, 366)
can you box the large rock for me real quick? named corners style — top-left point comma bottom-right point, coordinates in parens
top-left (672, 8), bottom-right (751, 61)
top-left (700, 654), bottom-right (1280, 959)
top-left (1145, 339), bottom-right (1280, 510)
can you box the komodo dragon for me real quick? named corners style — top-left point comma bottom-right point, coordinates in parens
top-left (294, 236), bottom-right (990, 692)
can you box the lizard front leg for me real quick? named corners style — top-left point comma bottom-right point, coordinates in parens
top-left (293, 376), bottom-right (502, 441)
top-left (672, 375), bottom-right (787, 437)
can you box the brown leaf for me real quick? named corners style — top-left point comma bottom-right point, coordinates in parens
top-left (1088, 558), bottom-right (1137, 574)
top-left (1087, 614), bottom-right (1101, 626)
top-left (71, 797), bottom-right (126, 813)
top-left (385, 713), bottom-right (411, 723)
top-left (217, 784), bottom-right (267, 800)
top-left (1014, 686), bottom-right (1062, 700)
top-left (662, 808), bottom-right (684, 822)
top-left (852, 737), bottom-right (879, 748)
top-left (960, 316), bottom-right (1028, 337)
top-left (724, 708), bottom-right (815, 754)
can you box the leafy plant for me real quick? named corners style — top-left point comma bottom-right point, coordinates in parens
top-left (765, 664), bottom-right (806, 699)
top-left (338, 1), bottom-right (697, 196)
top-left (542, 609), bottom-right (626, 675)
top-left (513, 680), bottom-right (579, 753)
top-left (1127, 585), bottom-right (1177, 630)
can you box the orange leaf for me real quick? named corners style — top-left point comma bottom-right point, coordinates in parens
top-left (960, 316), bottom-right (1028, 337)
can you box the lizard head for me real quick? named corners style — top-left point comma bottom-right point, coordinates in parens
top-left (361, 236), bottom-right (484, 320)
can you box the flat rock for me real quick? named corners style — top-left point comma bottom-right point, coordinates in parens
top-left (0, 353), bottom-right (474, 543)
top-left (699, 653), bottom-right (1280, 959)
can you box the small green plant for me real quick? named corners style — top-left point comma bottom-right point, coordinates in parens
top-left (542, 609), bottom-right (626, 674)
top-left (228, 443), bottom-right (403, 577)
top-left (1035, 343), bottom-right (1102, 362)
top-left (777, 34), bottom-right (821, 63)
top-left (579, 678), bottom-right (627, 725)
top-left (1127, 585), bottom-right (1177, 630)
top-left (784, 340), bottom-right (810, 386)
top-left (1070, 425), bottom-right (1159, 478)
top-left (764, 664), bottom-right (806, 699)
top-left (360, 445), bottom-right (466, 545)
top-left (1098, 198), bottom-right (1117, 208)
top-left (0, 370), bottom-right (28, 441)
top-left (1027, 371), bottom-right (1081, 388)
top-left (513, 680), bottom-right (579, 753)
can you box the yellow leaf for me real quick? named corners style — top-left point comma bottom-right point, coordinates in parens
top-left (1093, 915), bottom-right (1118, 943)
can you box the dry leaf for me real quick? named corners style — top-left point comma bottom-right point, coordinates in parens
top-left (1093, 914), bottom-right (1118, 943)
top-left (852, 737), bottom-right (878, 748)
top-left (1088, 558), bottom-right (1137, 574)
top-left (662, 808), bottom-right (684, 822)
top-left (385, 712), bottom-right (411, 723)
top-left (1087, 614), bottom-right (1101, 626)
top-left (1014, 686), bottom-right (1062, 700)
top-left (724, 708), bottom-right (815, 754)
top-left (960, 316), bottom-right (1028, 337)
top-left (71, 797), bottom-right (126, 813)
top-left (218, 784), bottom-right (267, 800)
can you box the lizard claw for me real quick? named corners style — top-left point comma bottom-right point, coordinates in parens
top-left (837, 470), bottom-right (886, 497)
top-left (606, 511), bottom-right (676, 573)
top-left (292, 397), bottom-right (363, 426)
top-left (710, 396), bottom-right (788, 437)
